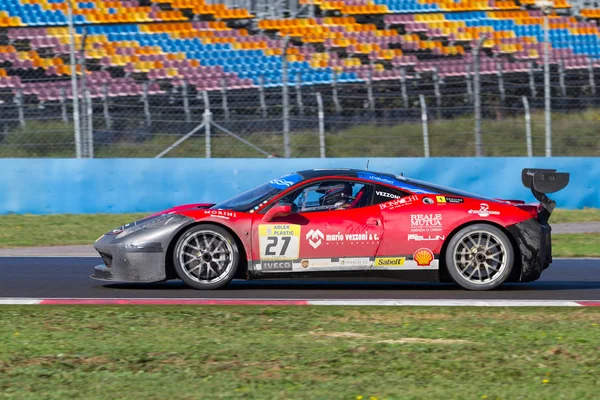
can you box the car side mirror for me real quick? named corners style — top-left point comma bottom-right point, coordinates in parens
top-left (263, 203), bottom-right (293, 222)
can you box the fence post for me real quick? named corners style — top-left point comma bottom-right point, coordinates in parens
top-left (295, 72), bottom-right (304, 117)
top-left (203, 91), bottom-right (212, 158)
top-left (589, 58), bottom-right (596, 96)
top-left (496, 60), bottom-right (505, 104)
top-left (60, 87), bottom-right (68, 123)
top-left (419, 95), bottom-right (430, 158)
top-left (67, 0), bottom-right (82, 158)
top-left (433, 66), bottom-right (441, 119)
top-left (182, 80), bottom-right (191, 123)
top-left (400, 67), bottom-right (408, 108)
top-left (281, 36), bottom-right (291, 158)
top-left (332, 69), bottom-right (342, 114)
top-left (316, 92), bottom-right (325, 158)
top-left (559, 58), bottom-right (566, 97)
top-left (221, 77), bottom-right (230, 121)
top-left (15, 88), bottom-right (25, 128)
top-left (473, 38), bottom-right (484, 157)
top-left (367, 63), bottom-right (375, 114)
top-left (465, 63), bottom-right (473, 103)
top-left (142, 82), bottom-right (151, 127)
top-left (259, 75), bottom-right (267, 119)
top-left (102, 83), bottom-right (111, 129)
top-left (85, 88), bottom-right (94, 158)
top-left (78, 26), bottom-right (89, 157)
top-left (522, 96), bottom-right (532, 158)
top-left (528, 61), bottom-right (537, 98)
top-left (542, 8), bottom-right (552, 157)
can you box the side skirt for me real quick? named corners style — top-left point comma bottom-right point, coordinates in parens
top-left (248, 270), bottom-right (440, 282)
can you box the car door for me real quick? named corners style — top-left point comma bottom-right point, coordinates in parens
top-left (251, 179), bottom-right (384, 274)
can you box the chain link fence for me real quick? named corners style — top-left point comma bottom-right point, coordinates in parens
top-left (1, 20), bottom-right (599, 158)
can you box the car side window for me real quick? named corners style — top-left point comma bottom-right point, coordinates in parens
top-left (281, 180), bottom-right (372, 213)
top-left (372, 185), bottom-right (408, 205)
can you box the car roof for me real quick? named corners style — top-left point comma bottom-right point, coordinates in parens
top-left (296, 169), bottom-right (398, 180)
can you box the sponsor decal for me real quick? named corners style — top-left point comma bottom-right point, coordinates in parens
top-left (410, 214), bottom-right (443, 233)
top-left (413, 248), bottom-right (434, 267)
top-left (306, 229), bottom-right (325, 249)
top-left (380, 195), bottom-right (419, 210)
top-left (301, 259), bottom-right (309, 268)
top-left (259, 224), bottom-right (300, 260)
top-left (445, 196), bottom-right (464, 204)
top-left (359, 173), bottom-right (397, 186)
top-left (408, 234), bottom-right (445, 241)
top-left (261, 261), bottom-right (293, 272)
top-left (326, 232), bottom-right (380, 242)
top-left (269, 173), bottom-right (303, 189)
top-left (374, 257), bottom-right (405, 267)
top-left (436, 195), bottom-right (446, 204)
top-left (376, 191), bottom-right (401, 199)
top-left (204, 210), bottom-right (237, 219)
top-left (422, 197), bottom-right (434, 205)
top-left (339, 257), bottom-right (370, 267)
top-left (356, 172), bottom-right (436, 194)
top-left (307, 230), bottom-right (380, 248)
top-left (468, 203), bottom-right (500, 217)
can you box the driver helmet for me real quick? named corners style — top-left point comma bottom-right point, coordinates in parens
top-left (322, 183), bottom-right (353, 207)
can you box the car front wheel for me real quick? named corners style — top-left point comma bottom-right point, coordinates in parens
top-left (445, 224), bottom-right (514, 291)
top-left (173, 224), bottom-right (239, 290)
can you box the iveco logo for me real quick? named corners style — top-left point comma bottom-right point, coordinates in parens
top-left (305, 229), bottom-right (324, 249)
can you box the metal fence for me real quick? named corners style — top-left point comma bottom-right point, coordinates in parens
top-left (1, 31), bottom-right (599, 158)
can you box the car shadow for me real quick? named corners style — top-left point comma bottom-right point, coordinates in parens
top-left (102, 279), bottom-right (600, 292)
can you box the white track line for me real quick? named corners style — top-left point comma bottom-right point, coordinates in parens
top-left (0, 298), bottom-right (598, 306)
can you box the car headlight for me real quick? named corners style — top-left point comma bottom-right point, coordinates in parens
top-left (110, 213), bottom-right (186, 238)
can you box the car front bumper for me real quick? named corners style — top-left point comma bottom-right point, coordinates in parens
top-left (91, 214), bottom-right (194, 283)
top-left (507, 218), bottom-right (552, 282)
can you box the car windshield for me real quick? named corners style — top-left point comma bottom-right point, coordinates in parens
top-left (210, 173), bottom-right (304, 212)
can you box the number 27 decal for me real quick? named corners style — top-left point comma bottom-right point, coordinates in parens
top-left (258, 224), bottom-right (300, 260)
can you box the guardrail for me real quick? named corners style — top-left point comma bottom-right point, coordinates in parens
top-left (0, 158), bottom-right (597, 214)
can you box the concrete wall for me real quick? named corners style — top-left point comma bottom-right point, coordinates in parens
top-left (0, 157), bottom-right (597, 214)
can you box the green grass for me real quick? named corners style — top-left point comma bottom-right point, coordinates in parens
top-left (0, 212), bottom-right (598, 257)
top-left (0, 214), bottom-right (146, 248)
top-left (552, 234), bottom-right (600, 258)
top-left (1, 110), bottom-right (600, 157)
top-left (551, 208), bottom-right (600, 224)
top-left (0, 306), bottom-right (599, 399)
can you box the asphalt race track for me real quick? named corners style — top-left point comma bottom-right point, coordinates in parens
top-left (1, 257), bottom-right (599, 300)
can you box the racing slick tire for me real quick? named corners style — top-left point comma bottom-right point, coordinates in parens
top-left (173, 224), bottom-right (240, 290)
top-left (445, 223), bottom-right (514, 291)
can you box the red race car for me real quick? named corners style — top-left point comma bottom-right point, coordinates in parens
top-left (92, 168), bottom-right (569, 291)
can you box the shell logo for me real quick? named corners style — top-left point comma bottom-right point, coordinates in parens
top-left (413, 248), bottom-right (434, 267)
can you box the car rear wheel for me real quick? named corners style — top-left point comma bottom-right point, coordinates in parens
top-left (445, 224), bottom-right (514, 291)
top-left (173, 224), bottom-right (239, 290)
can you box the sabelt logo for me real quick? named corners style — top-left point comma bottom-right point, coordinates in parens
top-left (374, 257), bottom-right (405, 267)
top-left (413, 248), bottom-right (434, 267)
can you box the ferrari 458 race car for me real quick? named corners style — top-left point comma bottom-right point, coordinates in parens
top-left (92, 168), bottom-right (569, 291)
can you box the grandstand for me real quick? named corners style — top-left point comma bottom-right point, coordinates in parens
top-left (0, 0), bottom-right (599, 156)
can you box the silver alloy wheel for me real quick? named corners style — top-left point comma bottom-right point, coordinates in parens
top-left (178, 230), bottom-right (234, 284)
top-left (453, 230), bottom-right (508, 285)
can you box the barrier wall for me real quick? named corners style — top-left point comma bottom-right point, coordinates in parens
top-left (0, 157), bottom-right (598, 214)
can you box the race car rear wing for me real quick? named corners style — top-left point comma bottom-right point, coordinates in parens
top-left (522, 168), bottom-right (570, 218)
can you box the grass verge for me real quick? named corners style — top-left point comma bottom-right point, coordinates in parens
top-left (552, 234), bottom-right (600, 258)
top-left (1, 306), bottom-right (599, 399)
top-left (0, 212), bottom-right (598, 257)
